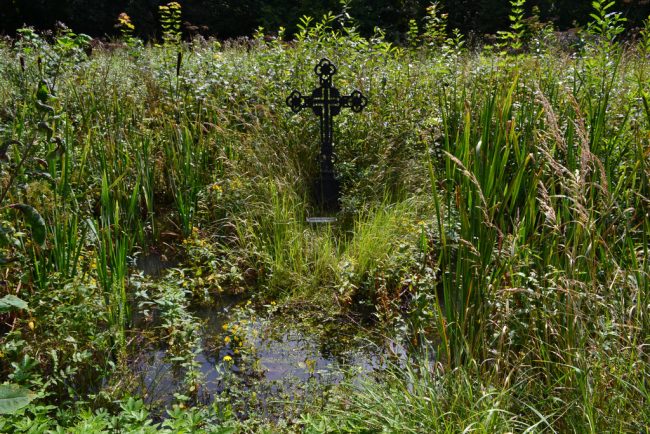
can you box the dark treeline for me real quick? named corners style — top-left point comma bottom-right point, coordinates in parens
top-left (1, 0), bottom-right (649, 40)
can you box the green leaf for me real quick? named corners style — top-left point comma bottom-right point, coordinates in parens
top-left (0, 225), bottom-right (19, 248)
top-left (35, 100), bottom-right (55, 114)
top-left (37, 121), bottom-right (53, 140)
top-left (0, 257), bottom-right (18, 267)
top-left (36, 80), bottom-right (49, 103)
top-left (0, 143), bottom-right (9, 161)
top-left (0, 140), bottom-right (21, 162)
top-left (0, 384), bottom-right (34, 414)
top-left (25, 171), bottom-right (55, 185)
top-left (9, 204), bottom-right (46, 246)
top-left (0, 295), bottom-right (28, 313)
top-left (46, 138), bottom-right (66, 161)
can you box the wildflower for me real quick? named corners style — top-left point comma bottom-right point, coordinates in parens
top-left (211, 183), bottom-right (222, 193)
top-left (222, 323), bottom-right (229, 331)
top-left (231, 178), bottom-right (243, 189)
top-left (28, 320), bottom-right (35, 331)
top-left (223, 355), bottom-right (233, 362)
top-left (224, 336), bottom-right (231, 344)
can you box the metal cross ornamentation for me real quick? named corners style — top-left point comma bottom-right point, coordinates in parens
top-left (286, 58), bottom-right (367, 211)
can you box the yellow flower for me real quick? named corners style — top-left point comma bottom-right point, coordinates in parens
top-left (223, 355), bottom-right (233, 363)
top-left (224, 336), bottom-right (231, 344)
top-left (28, 320), bottom-right (35, 331)
top-left (222, 323), bottom-right (229, 331)
top-left (234, 349), bottom-right (239, 355)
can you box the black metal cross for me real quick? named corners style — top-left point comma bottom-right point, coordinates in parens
top-left (286, 58), bottom-right (367, 211)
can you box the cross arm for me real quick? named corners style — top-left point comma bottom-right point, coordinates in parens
top-left (286, 90), bottom-right (313, 113)
top-left (340, 90), bottom-right (368, 113)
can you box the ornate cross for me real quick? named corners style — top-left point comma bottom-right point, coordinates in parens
top-left (286, 58), bottom-right (367, 211)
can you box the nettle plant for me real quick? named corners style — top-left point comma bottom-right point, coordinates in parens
top-left (586, 0), bottom-right (627, 47)
top-left (497, 0), bottom-right (527, 54)
top-left (422, 2), bottom-right (448, 48)
top-left (406, 19), bottom-right (419, 48)
top-left (116, 12), bottom-right (141, 49)
top-left (15, 26), bottom-right (90, 80)
top-left (159, 1), bottom-right (183, 45)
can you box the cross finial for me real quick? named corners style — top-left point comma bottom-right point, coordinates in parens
top-left (314, 58), bottom-right (337, 83)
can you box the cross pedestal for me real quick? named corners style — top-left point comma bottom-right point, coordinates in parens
top-left (286, 58), bottom-right (368, 212)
